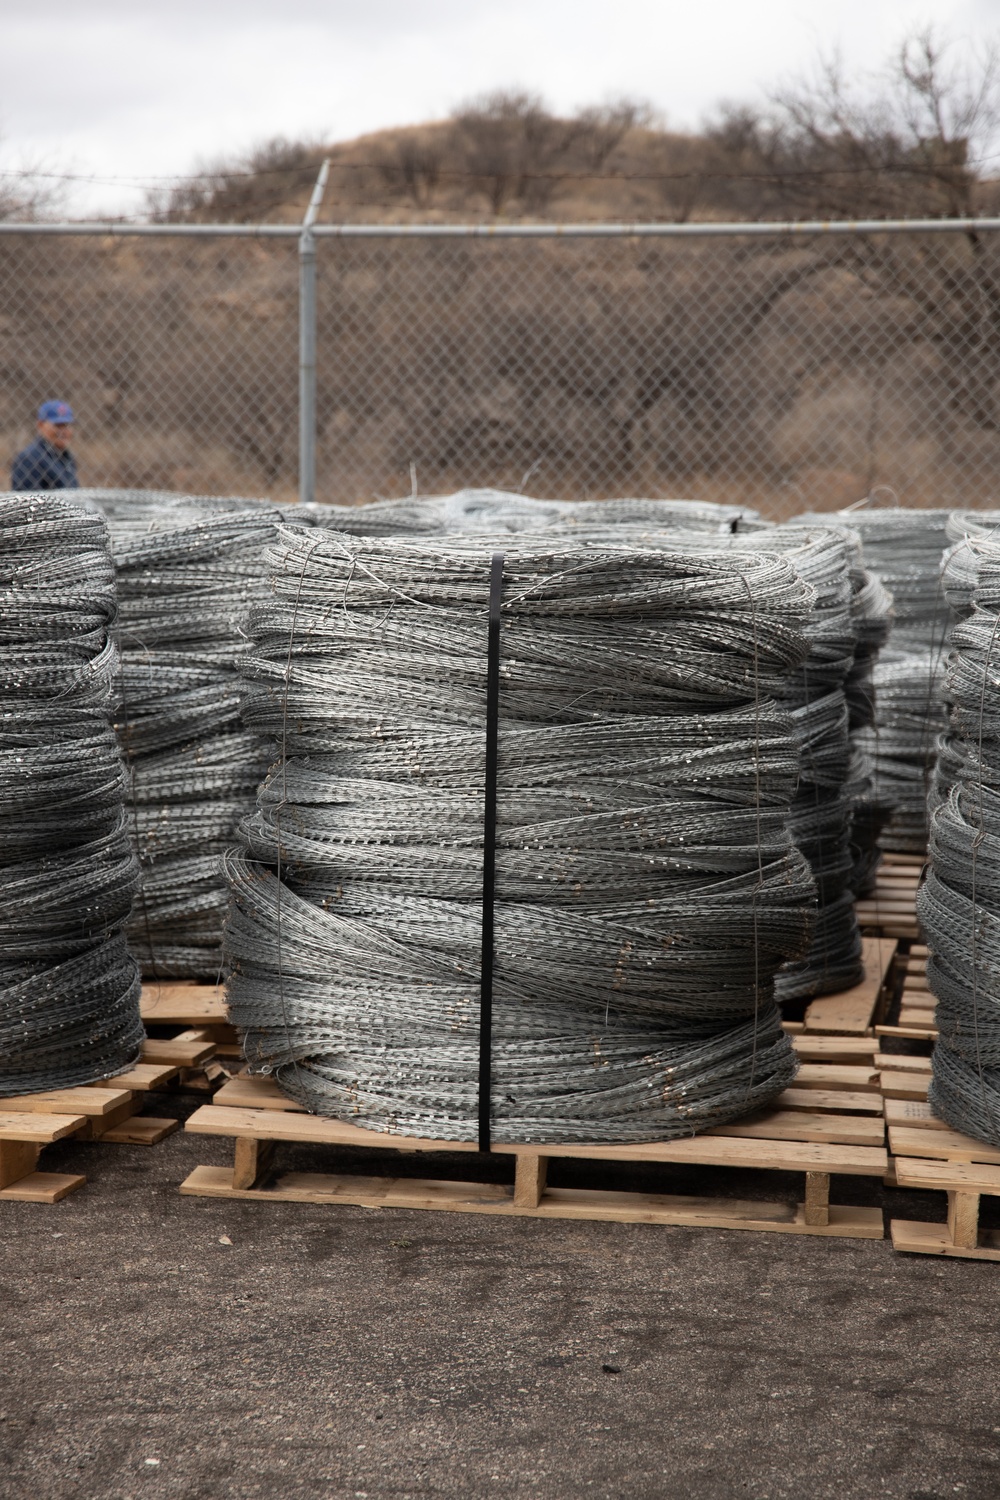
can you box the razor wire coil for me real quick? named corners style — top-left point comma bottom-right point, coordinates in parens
top-left (225, 526), bottom-right (817, 1143)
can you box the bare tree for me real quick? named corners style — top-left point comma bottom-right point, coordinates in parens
top-left (148, 137), bottom-right (324, 223)
top-left (573, 98), bottom-right (654, 170)
top-left (0, 144), bottom-right (65, 222)
top-left (453, 91), bottom-right (575, 214)
top-left (702, 28), bottom-right (1000, 221)
top-left (375, 134), bottom-right (442, 208)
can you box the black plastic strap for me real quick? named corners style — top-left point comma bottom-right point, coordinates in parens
top-left (478, 550), bottom-right (504, 1153)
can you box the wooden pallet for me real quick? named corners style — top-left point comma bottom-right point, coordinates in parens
top-left (855, 860), bottom-right (923, 940)
top-left (887, 1100), bottom-right (1000, 1260)
top-left (795, 935), bottom-right (897, 1036)
top-left (180, 1068), bottom-right (887, 1239)
top-left (0, 1062), bottom-right (181, 1204)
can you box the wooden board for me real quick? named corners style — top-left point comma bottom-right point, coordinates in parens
top-left (0, 1172), bottom-right (86, 1204)
top-left (99, 1116), bottom-right (179, 1146)
top-left (889, 1123), bottom-right (1000, 1167)
top-left (141, 1037), bottom-right (215, 1068)
top-left (880, 1071), bottom-right (930, 1101)
top-left (186, 1104), bottom-right (887, 1176)
top-left (140, 983), bottom-right (228, 1025)
top-left (795, 1063), bottom-right (880, 1092)
top-left (802, 937), bottom-right (896, 1035)
top-left (883, 1098), bottom-right (941, 1128)
top-left (179, 1164), bottom-right (884, 1237)
top-left (874, 1052), bottom-right (931, 1073)
top-left (0, 1087), bottom-right (132, 1118)
top-left (771, 1086), bottom-right (883, 1114)
top-left (98, 1062), bottom-right (179, 1091)
top-left (890, 1219), bottom-right (1000, 1261)
top-left (791, 1035), bottom-right (878, 1063)
top-left (0, 1111), bottom-right (88, 1144)
top-left (894, 1155), bottom-right (1000, 1193)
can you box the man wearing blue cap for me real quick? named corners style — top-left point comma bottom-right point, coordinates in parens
top-left (11, 401), bottom-right (79, 490)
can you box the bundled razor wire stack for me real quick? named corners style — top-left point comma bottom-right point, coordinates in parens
top-left (109, 502), bottom-right (310, 978)
top-left (747, 527), bottom-right (862, 1001)
top-left (0, 497), bottom-right (144, 1095)
top-left (931, 512), bottom-right (1000, 814)
top-left (919, 536), bottom-right (1000, 1146)
top-left (835, 508), bottom-right (951, 855)
top-left (841, 545), bottom-right (894, 894)
top-left (225, 528), bottom-right (817, 1143)
top-left (507, 515), bottom-right (866, 1003)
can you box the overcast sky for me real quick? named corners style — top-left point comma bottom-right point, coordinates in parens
top-left (2, 0), bottom-right (999, 217)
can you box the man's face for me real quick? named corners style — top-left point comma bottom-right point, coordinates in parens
top-left (38, 419), bottom-right (73, 451)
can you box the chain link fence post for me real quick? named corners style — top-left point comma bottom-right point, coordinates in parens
top-left (299, 161), bottom-right (330, 505)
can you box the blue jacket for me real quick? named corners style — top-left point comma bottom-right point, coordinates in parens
top-left (11, 436), bottom-right (79, 491)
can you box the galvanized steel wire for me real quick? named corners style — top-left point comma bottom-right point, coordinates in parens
top-left (835, 507), bottom-right (951, 855)
top-left (105, 498), bottom-right (312, 978)
top-left (0, 496), bottom-right (143, 1095)
top-left (920, 536), bottom-right (1000, 1145)
top-left (225, 527), bottom-right (816, 1142)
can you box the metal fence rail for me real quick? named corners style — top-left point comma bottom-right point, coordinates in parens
top-left (2, 216), bottom-right (1000, 514)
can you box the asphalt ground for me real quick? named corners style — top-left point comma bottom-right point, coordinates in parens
top-left (2, 1093), bottom-right (999, 1500)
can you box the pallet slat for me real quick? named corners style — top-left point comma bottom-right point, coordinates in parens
top-left (179, 1164), bottom-right (885, 1237)
top-left (185, 1103), bottom-right (887, 1175)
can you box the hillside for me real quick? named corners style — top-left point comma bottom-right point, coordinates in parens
top-left (149, 86), bottom-right (1000, 228)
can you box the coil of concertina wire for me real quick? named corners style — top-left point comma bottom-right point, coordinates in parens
top-left (920, 537), bottom-right (1000, 1146)
top-left (448, 515), bottom-right (866, 1004)
top-left (225, 529), bottom-right (817, 1143)
top-left (0, 497), bottom-right (143, 1096)
top-left (105, 499), bottom-right (314, 978)
top-left (832, 507), bottom-right (951, 856)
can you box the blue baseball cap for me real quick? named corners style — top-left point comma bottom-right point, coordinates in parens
top-left (38, 400), bottom-right (74, 424)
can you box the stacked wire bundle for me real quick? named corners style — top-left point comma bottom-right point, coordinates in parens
top-left (834, 508), bottom-right (951, 855)
top-left (918, 537), bottom-right (1000, 1145)
top-left (225, 528), bottom-right (817, 1143)
top-left (742, 528), bottom-right (862, 1001)
top-left (0, 497), bottom-right (144, 1095)
top-left (493, 517), bottom-right (864, 1001)
top-left (833, 534), bottom-right (894, 898)
top-left (110, 504), bottom-right (310, 978)
top-left (932, 513), bottom-right (1000, 813)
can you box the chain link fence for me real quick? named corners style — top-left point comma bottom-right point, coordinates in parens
top-left (2, 221), bottom-right (1000, 514)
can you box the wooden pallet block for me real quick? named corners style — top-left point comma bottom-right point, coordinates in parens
top-left (101, 1061), bottom-right (180, 1091)
top-left (0, 1109), bottom-right (89, 1202)
top-left (140, 982), bottom-right (228, 1026)
top-left (888, 1105), bottom-right (1000, 1259)
top-left (801, 936), bottom-right (897, 1036)
top-left (141, 1035), bottom-right (216, 1069)
top-left (180, 1076), bottom-right (887, 1239)
top-left (791, 1034), bottom-right (878, 1063)
top-left (140, 983), bottom-right (240, 1058)
top-left (0, 1077), bottom-right (180, 1204)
